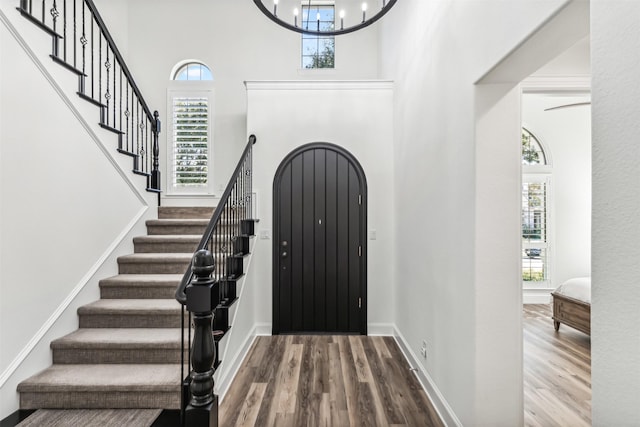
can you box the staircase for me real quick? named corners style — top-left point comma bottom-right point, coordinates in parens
top-left (15, 0), bottom-right (162, 196)
top-left (17, 207), bottom-right (218, 409)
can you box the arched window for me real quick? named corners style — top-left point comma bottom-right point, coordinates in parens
top-left (172, 62), bottom-right (213, 81)
top-left (167, 61), bottom-right (214, 195)
top-left (522, 128), bottom-right (547, 165)
top-left (521, 128), bottom-right (551, 285)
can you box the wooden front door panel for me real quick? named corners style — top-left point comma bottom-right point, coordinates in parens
top-left (273, 144), bottom-right (366, 334)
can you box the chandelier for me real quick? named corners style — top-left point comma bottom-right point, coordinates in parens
top-left (253, 0), bottom-right (398, 36)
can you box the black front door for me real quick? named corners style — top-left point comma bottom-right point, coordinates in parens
top-left (273, 143), bottom-right (367, 334)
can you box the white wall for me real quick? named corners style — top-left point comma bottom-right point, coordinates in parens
top-left (93, 0), bottom-right (381, 204)
top-left (0, 7), bottom-right (156, 418)
top-left (522, 93), bottom-right (591, 291)
top-left (379, 0), bottom-right (586, 425)
top-left (245, 81), bottom-right (395, 333)
top-left (591, 1), bottom-right (640, 424)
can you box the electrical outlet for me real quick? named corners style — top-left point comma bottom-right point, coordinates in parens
top-left (420, 340), bottom-right (428, 359)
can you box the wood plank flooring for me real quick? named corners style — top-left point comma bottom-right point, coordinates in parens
top-left (219, 335), bottom-right (445, 427)
top-left (524, 304), bottom-right (591, 427)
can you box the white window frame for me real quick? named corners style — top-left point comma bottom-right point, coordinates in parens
top-left (166, 81), bottom-right (215, 195)
top-left (300, 1), bottom-right (336, 70)
top-left (521, 128), bottom-right (553, 291)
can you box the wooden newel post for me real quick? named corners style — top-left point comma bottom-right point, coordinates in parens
top-left (185, 249), bottom-right (219, 427)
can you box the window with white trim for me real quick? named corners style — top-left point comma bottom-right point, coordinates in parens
top-left (301, 3), bottom-right (335, 69)
top-left (522, 128), bottom-right (551, 285)
top-left (167, 62), bottom-right (214, 194)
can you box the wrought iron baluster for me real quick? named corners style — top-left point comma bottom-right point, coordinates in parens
top-left (104, 47), bottom-right (110, 125)
top-left (136, 101), bottom-right (140, 169)
top-left (50, 0), bottom-right (59, 35)
top-left (90, 16), bottom-right (94, 98)
top-left (98, 33), bottom-right (102, 105)
top-left (80, 1), bottom-right (86, 76)
top-left (72, 0), bottom-right (76, 68)
top-left (119, 66), bottom-right (122, 133)
top-left (62, 0), bottom-right (66, 61)
top-left (125, 84), bottom-right (130, 152)
top-left (113, 60), bottom-right (117, 127)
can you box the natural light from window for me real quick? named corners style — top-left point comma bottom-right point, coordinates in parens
top-left (301, 4), bottom-right (335, 69)
top-left (522, 128), bottom-right (550, 283)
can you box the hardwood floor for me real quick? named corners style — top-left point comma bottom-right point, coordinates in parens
top-left (524, 304), bottom-right (591, 427)
top-left (219, 335), bottom-right (444, 427)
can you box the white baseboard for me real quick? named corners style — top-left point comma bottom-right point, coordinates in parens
top-left (216, 326), bottom-right (258, 404)
top-left (393, 327), bottom-right (463, 427)
top-left (367, 323), bottom-right (395, 336)
top-left (254, 323), bottom-right (272, 336)
top-left (523, 289), bottom-right (553, 304)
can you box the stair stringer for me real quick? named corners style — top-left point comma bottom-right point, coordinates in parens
top-left (213, 228), bottom-right (263, 402)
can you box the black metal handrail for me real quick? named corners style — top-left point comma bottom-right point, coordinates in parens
top-left (18, 0), bottom-right (161, 193)
top-left (175, 134), bottom-right (256, 304)
top-left (176, 134), bottom-right (255, 426)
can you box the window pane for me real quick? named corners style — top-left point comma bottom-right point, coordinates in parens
top-left (522, 129), bottom-right (546, 165)
top-left (301, 56), bottom-right (314, 68)
top-left (522, 182), bottom-right (547, 242)
top-left (302, 38), bottom-right (319, 55)
top-left (172, 97), bottom-right (209, 186)
top-left (522, 248), bottom-right (547, 281)
top-left (173, 62), bottom-right (213, 81)
top-left (301, 4), bottom-right (335, 69)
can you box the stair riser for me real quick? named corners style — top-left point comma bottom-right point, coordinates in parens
top-left (52, 349), bottom-right (186, 364)
top-left (134, 241), bottom-right (199, 253)
top-left (118, 261), bottom-right (190, 274)
top-left (100, 286), bottom-right (176, 299)
top-left (158, 206), bottom-right (214, 219)
top-left (133, 239), bottom-right (239, 254)
top-left (79, 314), bottom-right (184, 328)
top-left (20, 391), bottom-right (180, 410)
top-left (146, 223), bottom-right (238, 236)
top-left (157, 207), bottom-right (247, 220)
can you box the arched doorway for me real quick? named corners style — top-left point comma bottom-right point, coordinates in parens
top-left (272, 143), bottom-right (367, 334)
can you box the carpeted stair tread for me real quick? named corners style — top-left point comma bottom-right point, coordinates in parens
top-left (117, 253), bottom-right (192, 274)
top-left (132, 235), bottom-right (202, 254)
top-left (77, 299), bottom-right (183, 328)
top-left (145, 218), bottom-right (239, 236)
top-left (158, 206), bottom-right (215, 219)
top-left (51, 328), bottom-right (182, 350)
top-left (100, 274), bottom-right (183, 287)
top-left (99, 274), bottom-right (182, 299)
top-left (133, 235), bottom-right (202, 243)
top-left (16, 409), bottom-right (162, 427)
top-left (78, 299), bottom-right (181, 315)
top-left (118, 253), bottom-right (194, 262)
top-left (17, 364), bottom-right (182, 392)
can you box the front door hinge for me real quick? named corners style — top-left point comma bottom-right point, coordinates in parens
top-left (359, 297), bottom-right (362, 308)
top-left (358, 245), bottom-right (362, 257)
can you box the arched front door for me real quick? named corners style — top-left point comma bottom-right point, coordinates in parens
top-left (273, 143), bottom-right (367, 334)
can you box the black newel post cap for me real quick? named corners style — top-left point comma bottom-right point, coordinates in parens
top-left (185, 249), bottom-right (220, 313)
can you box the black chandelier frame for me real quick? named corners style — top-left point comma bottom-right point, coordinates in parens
top-left (253, 0), bottom-right (398, 36)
